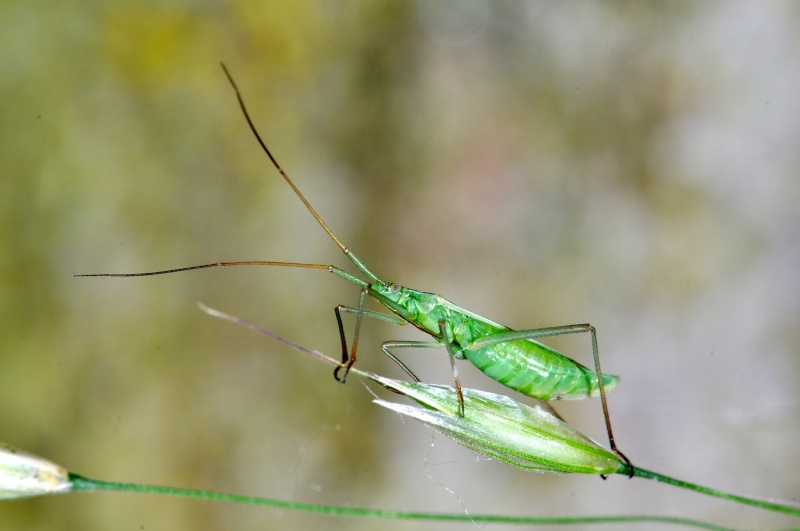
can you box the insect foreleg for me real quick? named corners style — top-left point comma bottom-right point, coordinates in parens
top-left (334, 288), bottom-right (367, 383)
top-left (333, 299), bottom-right (408, 383)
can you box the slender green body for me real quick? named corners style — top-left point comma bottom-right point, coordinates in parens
top-left (369, 283), bottom-right (618, 400)
top-left (79, 66), bottom-right (629, 469)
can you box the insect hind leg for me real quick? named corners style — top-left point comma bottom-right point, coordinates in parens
top-left (586, 324), bottom-right (634, 478)
top-left (468, 323), bottom-right (634, 477)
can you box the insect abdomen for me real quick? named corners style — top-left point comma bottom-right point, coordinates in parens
top-left (463, 340), bottom-right (619, 400)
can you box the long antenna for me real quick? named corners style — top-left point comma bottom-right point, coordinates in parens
top-left (219, 63), bottom-right (347, 254)
top-left (75, 262), bottom-right (330, 277)
top-left (75, 65), bottom-right (355, 280)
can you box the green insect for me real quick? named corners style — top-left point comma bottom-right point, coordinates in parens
top-left (78, 64), bottom-right (632, 473)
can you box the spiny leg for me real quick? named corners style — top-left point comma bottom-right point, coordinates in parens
top-left (468, 323), bottom-right (633, 477)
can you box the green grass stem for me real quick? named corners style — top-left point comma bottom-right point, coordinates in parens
top-left (627, 466), bottom-right (800, 517)
top-left (68, 473), bottom-right (733, 529)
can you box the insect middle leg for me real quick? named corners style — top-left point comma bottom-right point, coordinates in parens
top-left (335, 300), bottom-right (445, 384)
top-left (335, 304), bottom-right (465, 412)
top-left (379, 317), bottom-right (469, 416)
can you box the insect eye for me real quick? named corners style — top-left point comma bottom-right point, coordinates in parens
top-left (390, 283), bottom-right (401, 293)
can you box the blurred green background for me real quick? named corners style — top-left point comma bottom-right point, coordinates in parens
top-left (1, 1), bottom-right (798, 529)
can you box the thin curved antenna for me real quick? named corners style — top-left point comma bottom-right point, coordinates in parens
top-left (220, 62), bottom-right (347, 254)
